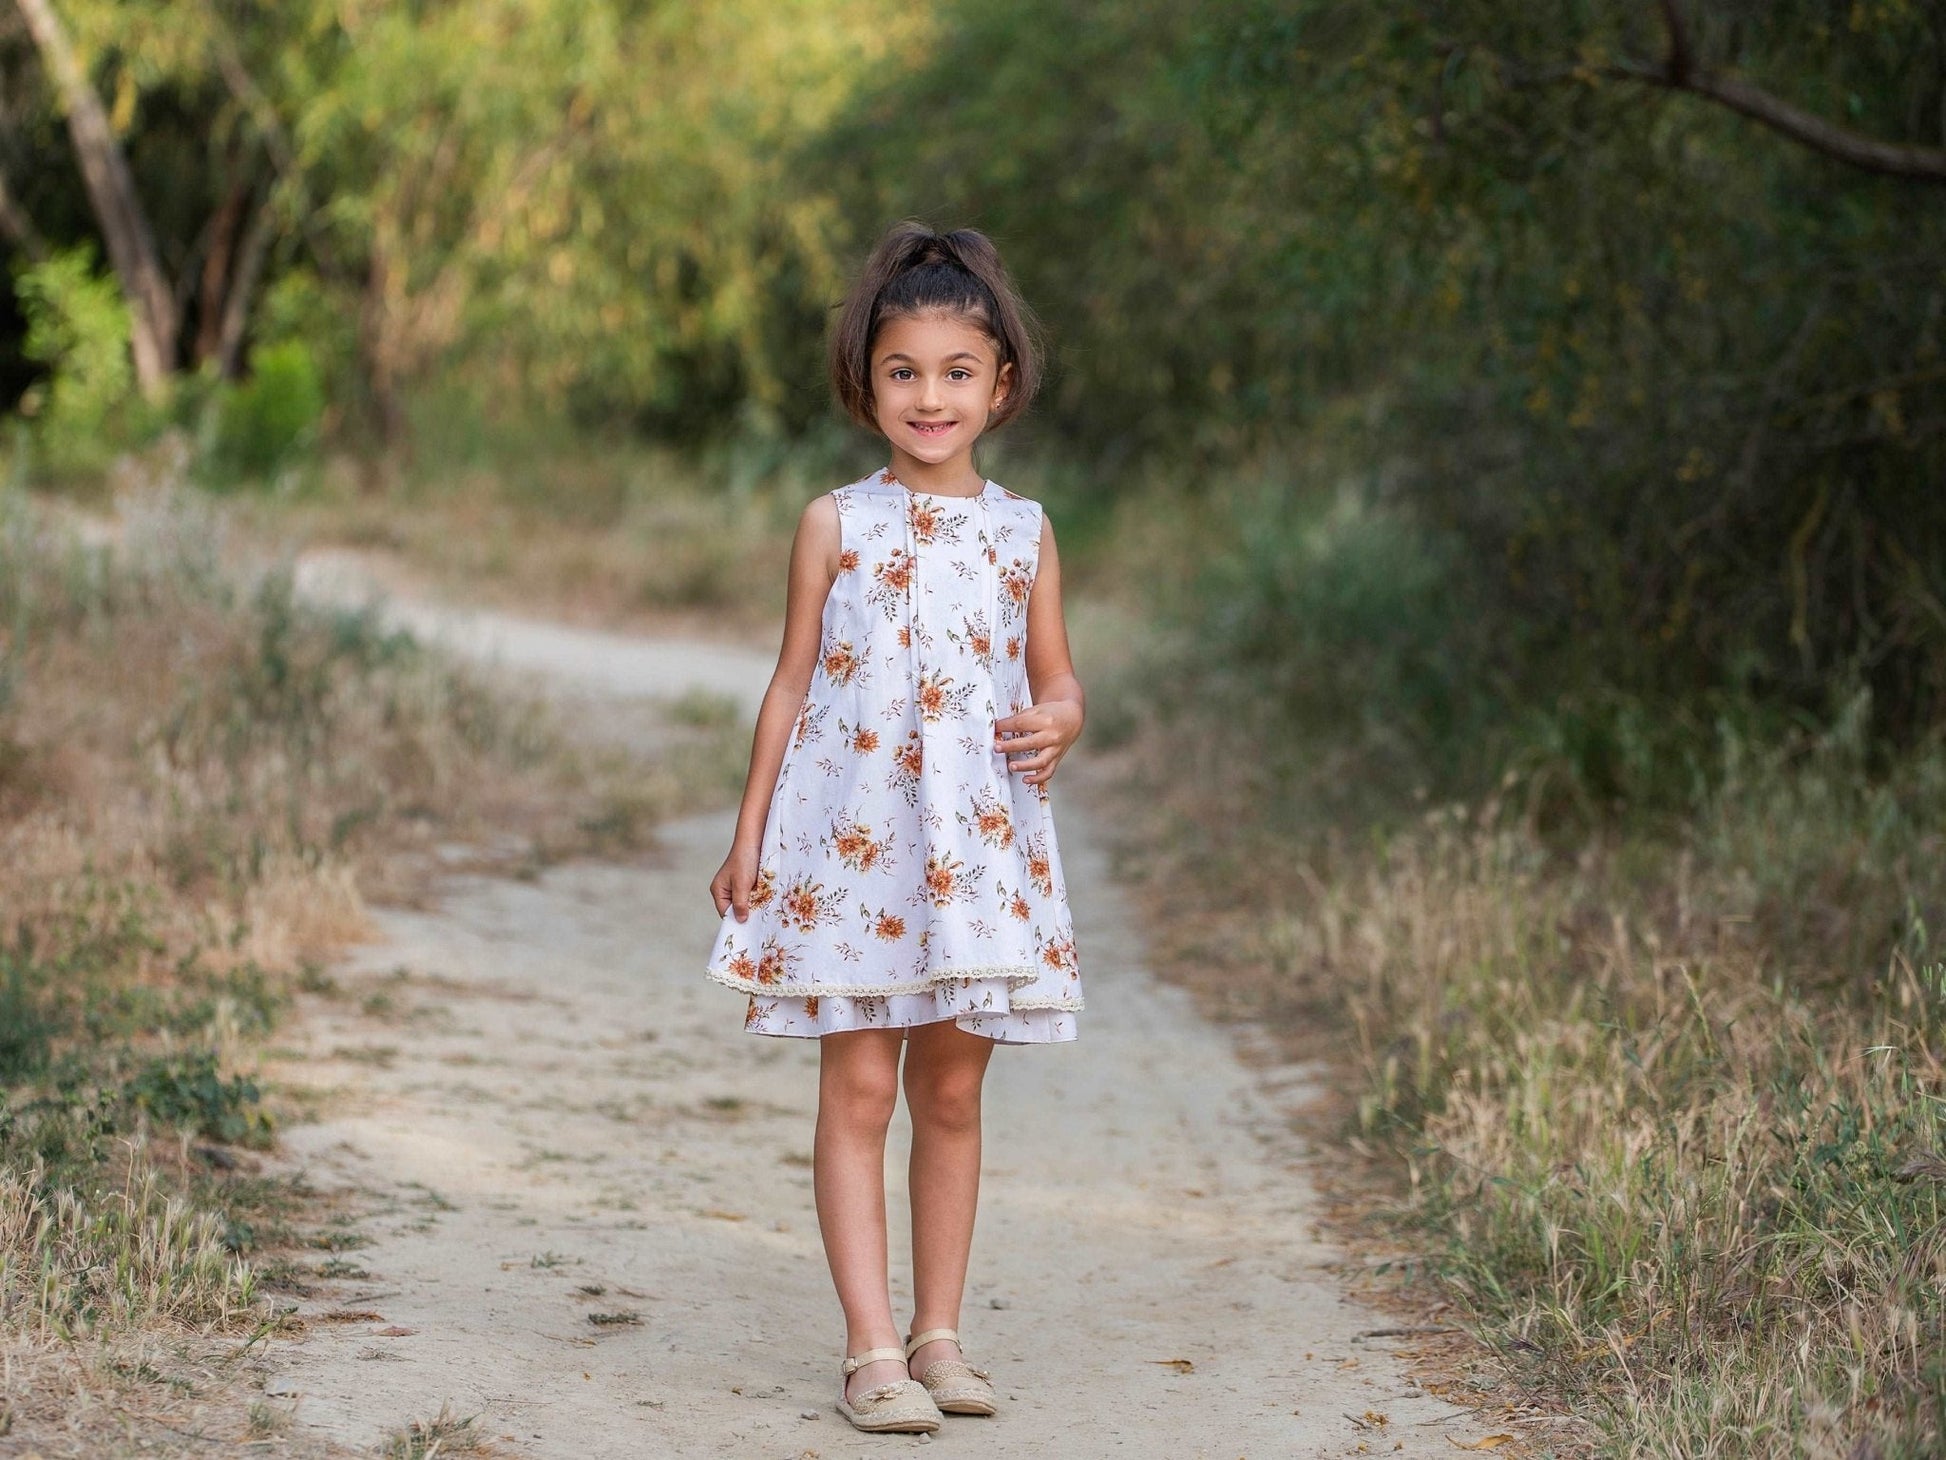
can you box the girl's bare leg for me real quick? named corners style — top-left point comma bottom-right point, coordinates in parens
top-left (902, 1019), bottom-right (997, 1378)
top-left (814, 1027), bottom-right (908, 1399)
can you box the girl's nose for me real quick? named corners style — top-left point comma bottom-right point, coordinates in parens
top-left (919, 375), bottom-right (943, 409)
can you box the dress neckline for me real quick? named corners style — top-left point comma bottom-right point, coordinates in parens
top-left (874, 469), bottom-right (995, 502)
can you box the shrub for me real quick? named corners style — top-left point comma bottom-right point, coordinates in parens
top-left (202, 342), bottom-right (326, 486)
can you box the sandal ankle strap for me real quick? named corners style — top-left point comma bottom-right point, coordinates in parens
top-left (904, 1328), bottom-right (960, 1357)
top-left (843, 1346), bottom-right (910, 1375)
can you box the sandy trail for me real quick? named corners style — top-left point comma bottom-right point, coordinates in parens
top-left (264, 561), bottom-right (1475, 1458)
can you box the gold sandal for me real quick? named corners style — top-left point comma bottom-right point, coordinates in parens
top-left (835, 1346), bottom-right (942, 1433)
top-left (905, 1327), bottom-right (998, 1417)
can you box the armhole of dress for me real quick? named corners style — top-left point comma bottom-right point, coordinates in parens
top-left (826, 488), bottom-right (855, 599)
top-left (839, 487), bottom-right (865, 560)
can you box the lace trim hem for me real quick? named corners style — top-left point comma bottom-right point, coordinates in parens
top-left (707, 961), bottom-right (1081, 1008)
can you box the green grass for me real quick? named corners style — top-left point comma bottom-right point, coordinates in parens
top-left (0, 465), bottom-right (716, 1447)
top-left (1107, 457), bottom-right (1946, 1457)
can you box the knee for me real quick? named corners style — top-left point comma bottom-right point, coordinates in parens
top-left (906, 1066), bottom-right (985, 1136)
top-left (821, 1059), bottom-right (900, 1130)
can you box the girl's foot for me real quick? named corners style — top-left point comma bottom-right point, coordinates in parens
top-left (905, 1328), bottom-right (998, 1416)
top-left (906, 1334), bottom-right (960, 1378)
top-left (845, 1353), bottom-right (910, 1402)
top-left (837, 1347), bottom-right (942, 1434)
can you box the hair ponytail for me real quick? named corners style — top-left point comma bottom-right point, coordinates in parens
top-left (828, 221), bottom-right (1043, 431)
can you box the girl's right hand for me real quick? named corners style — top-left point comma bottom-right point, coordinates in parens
top-left (710, 846), bottom-right (759, 922)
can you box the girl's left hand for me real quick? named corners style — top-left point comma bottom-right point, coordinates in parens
top-left (993, 699), bottom-right (1084, 785)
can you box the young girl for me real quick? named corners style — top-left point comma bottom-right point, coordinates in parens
top-left (705, 221), bottom-right (1085, 1434)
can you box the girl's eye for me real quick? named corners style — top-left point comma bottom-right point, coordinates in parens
top-left (948, 369), bottom-right (972, 381)
top-left (889, 368), bottom-right (915, 381)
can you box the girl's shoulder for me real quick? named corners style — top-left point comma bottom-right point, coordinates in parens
top-left (985, 480), bottom-right (1048, 518)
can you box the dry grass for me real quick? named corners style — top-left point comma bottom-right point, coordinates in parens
top-left (0, 464), bottom-right (737, 1453)
top-left (235, 443), bottom-right (804, 635)
top-left (1110, 690), bottom-right (1946, 1457)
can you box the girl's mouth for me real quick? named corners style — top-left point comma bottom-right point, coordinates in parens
top-left (909, 420), bottom-right (957, 437)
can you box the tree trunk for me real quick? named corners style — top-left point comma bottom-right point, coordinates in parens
top-left (195, 171), bottom-right (250, 368)
top-left (217, 191), bottom-right (277, 381)
top-left (15, 0), bottom-right (179, 398)
top-left (358, 235), bottom-right (409, 449)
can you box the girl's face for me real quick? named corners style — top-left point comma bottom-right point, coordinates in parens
top-left (869, 311), bottom-right (1013, 477)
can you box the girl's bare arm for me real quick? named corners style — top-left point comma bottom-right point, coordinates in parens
top-left (994, 515), bottom-right (1085, 785)
top-left (711, 495), bottom-right (840, 919)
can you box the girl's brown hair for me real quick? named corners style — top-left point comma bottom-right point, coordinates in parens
top-left (828, 221), bottom-right (1042, 431)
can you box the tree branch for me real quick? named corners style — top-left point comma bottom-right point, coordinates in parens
top-left (1607, 0), bottom-right (1946, 182)
top-left (15, 0), bottom-right (179, 392)
top-left (1609, 58), bottom-right (1946, 181)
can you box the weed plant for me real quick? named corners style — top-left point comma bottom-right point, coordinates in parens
top-left (0, 466), bottom-right (699, 1421)
top-left (1113, 462), bottom-right (1946, 1456)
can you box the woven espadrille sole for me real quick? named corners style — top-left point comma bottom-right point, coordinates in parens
top-left (836, 1379), bottom-right (942, 1433)
top-left (916, 1359), bottom-right (998, 1416)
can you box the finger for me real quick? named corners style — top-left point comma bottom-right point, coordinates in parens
top-left (711, 879), bottom-right (730, 916)
top-left (732, 880), bottom-right (751, 922)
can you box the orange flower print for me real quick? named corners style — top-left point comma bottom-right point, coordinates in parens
top-left (749, 866), bottom-right (778, 909)
top-left (780, 875), bottom-right (841, 932)
top-left (906, 495), bottom-right (963, 546)
top-left (923, 850), bottom-right (969, 907)
top-left (850, 724), bottom-right (879, 754)
top-left (888, 730), bottom-right (923, 804)
top-left (755, 937), bottom-right (788, 984)
top-left (953, 614), bottom-right (992, 664)
top-left (999, 559), bottom-right (1034, 610)
top-left (897, 625), bottom-right (912, 649)
top-left (957, 789), bottom-right (1015, 850)
top-left (867, 548), bottom-right (915, 616)
top-left (821, 636), bottom-right (864, 686)
top-left (915, 671), bottom-right (974, 724)
top-left (828, 816), bottom-right (891, 873)
top-left (745, 998), bottom-right (762, 1028)
top-left (869, 908), bottom-right (906, 941)
top-left (917, 672), bottom-right (948, 721)
top-left (1009, 890), bottom-right (1032, 922)
top-left (803, 995), bottom-right (820, 1019)
top-left (791, 699), bottom-right (829, 749)
top-left (908, 497), bottom-right (941, 544)
top-left (838, 548), bottom-right (860, 573)
top-left (1005, 635), bottom-right (1022, 662)
top-left (1039, 934), bottom-right (1078, 977)
top-left (725, 948), bottom-right (759, 982)
top-left (878, 467), bottom-right (901, 486)
top-left (1024, 834), bottom-right (1054, 897)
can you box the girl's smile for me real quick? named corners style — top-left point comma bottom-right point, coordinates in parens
top-left (871, 312), bottom-right (1013, 494)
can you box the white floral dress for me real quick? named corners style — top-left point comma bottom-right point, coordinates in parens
top-left (704, 468), bottom-right (1082, 1044)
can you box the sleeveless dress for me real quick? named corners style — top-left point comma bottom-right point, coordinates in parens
top-left (704, 468), bottom-right (1082, 1044)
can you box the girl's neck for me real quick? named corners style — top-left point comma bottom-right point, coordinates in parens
top-left (886, 444), bottom-right (986, 498)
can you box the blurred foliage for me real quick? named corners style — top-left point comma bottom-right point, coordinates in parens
top-left (829, 0), bottom-right (1946, 761)
top-left (14, 244), bottom-right (135, 471)
top-left (2, 0), bottom-right (1943, 761)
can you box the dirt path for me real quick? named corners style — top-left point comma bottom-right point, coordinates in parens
top-left (263, 564), bottom-right (1477, 1458)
